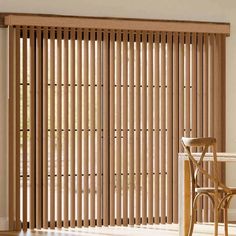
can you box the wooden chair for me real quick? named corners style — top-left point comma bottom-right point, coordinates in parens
top-left (181, 137), bottom-right (236, 236)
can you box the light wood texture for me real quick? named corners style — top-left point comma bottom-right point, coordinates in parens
top-left (36, 27), bottom-right (42, 229)
top-left (42, 27), bottom-right (48, 229)
top-left (167, 31), bottom-right (173, 224)
top-left (29, 26), bottom-right (35, 230)
top-left (135, 31), bottom-right (141, 225)
top-left (123, 30), bottom-right (128, 226)
top-left (160, 31), bottom-right (166, 224)
top-left (147, 32), bottom-right (153, 225)
top-left (77, 28), bottom-right (82, 227)
top-left (116, 31), bottom-right (122, 226)
top-left (70, 27), bottom-right (76, 228)
top-left (4, 14), bottom-right (230, 34)
top-left (129, 32), bottom-right (135, 226)
top-left (109, 30), bottom-right (115, 226)
top-left (154, 31), bottom-right (159, 224)
top-left (90, 29), bottom-right (96, 227)
top-left (141, 32), bottom-right (147, 225)
top-left (63, 28), bottom-right (69, 228)
top-left (83, 29), bottom-right (89, 227)
top-left (56, 28), bottom-right (62, 228)
top-left (50, 27), bottom-right (55, 229)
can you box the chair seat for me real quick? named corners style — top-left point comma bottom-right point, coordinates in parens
top-left (195, 187), bottom-right (236, 193)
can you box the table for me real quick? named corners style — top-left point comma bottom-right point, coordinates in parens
top-left (178, 152), bottom-right (236, 236)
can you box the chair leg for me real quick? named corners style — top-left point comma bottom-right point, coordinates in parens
top-left (224, 207), bottom-right (228, 236)
top-left (188, 205), bottom-right (196, 236)
top-left (214, 206), bottom-right (219, 236)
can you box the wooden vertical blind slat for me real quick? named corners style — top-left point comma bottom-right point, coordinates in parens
top-left (172, 32), bottom-right (179, 224)
top-left (129, 32), bottom-right (135, 226)
top-left (135, 31), bottom-right (141, 225)
top-left (141, 32), bottom-right (147, 225)
top-left (14, 26), bottom-right (21, 231)
top-left (103, 30), bottom-right (109, 226)
top-left (29, 26), bottom-right (35, 230)
top-left (22, 26), bottom-right (28, 231)
top-left (167, 32), bottom-right (173, 224)
top-left (50, 27), bottom-right (55, 229)
top-left (77, 28), bottom-right (82, 227)
top-left (154, 32), bottom-right (160, 224)
top-left (9, 25), bottom-right (227, 229)
top-left (36, 27), bottom-right (42, 229)
top-left (63, 28), bottom-right (69, 228)
top-left (83, 29), bottom-right (89, 227)
top-left (123, 30), bottom-right (128, 226)
top-left (42, 27), bottom-right (48, 229)
top-left (203, 33), bottom-right (209, 222)
top-left (90, 29), bottom-right (96, 227)
top-left (160, 31), bottom-right (166, 224)
top-left (70, 27), bottom-right (76, 228)
top-left (96, 30), bottom-right (102, 227)
top-left (109, 30), bottom-right (115, 226)
top-left (56, 28), bottom-right (62, 228)
top-left (116, 31), bottom-right (122, 226)
top-left (147, 32), bottom-right (153, 225)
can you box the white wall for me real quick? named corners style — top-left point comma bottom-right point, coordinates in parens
top-left (1, 0), bottom-right (236, 224)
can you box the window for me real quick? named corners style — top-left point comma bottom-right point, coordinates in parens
top-left (7, 14), bottom-right (228, 230)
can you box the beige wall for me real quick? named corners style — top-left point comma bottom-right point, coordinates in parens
top-left (0, 0), bottom-right (236, 224)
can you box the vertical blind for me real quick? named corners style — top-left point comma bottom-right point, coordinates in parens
top-left (7, 15), bottom-right (228, 230)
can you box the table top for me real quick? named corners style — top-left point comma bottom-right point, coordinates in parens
top-left (178, 152), bottom-right (236, 162)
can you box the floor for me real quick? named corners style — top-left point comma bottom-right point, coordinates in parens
top-left (0, 224), bottom-right (236, 236)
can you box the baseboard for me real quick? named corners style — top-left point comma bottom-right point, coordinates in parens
top-left (228, 209), bottom-right (236, 221)
top-left (0, 217), bottom-right (8, 231)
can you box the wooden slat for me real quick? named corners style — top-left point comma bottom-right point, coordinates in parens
top-left (83, 29), bottom-right (89, 227)
top-left (15, 26), bottom-right (21, 230)
top-left (147, 32), bottom-right (153, 224)
top-left (116, 31), bottom-right (121, 226)
top-left (50, 27), bottom-right (55, 229)
top-left (197, 33), bottom-right (203, 223)
top-left (90, 29), bottom-right (96, 227)
top-left (36, 27), bottom-right (42, 229)
top-left (209, 33), bottom-right (214, 222)
top-left (141, 32), bottom-right (147, 225)
top-left (42, 27), bottom-right (48, 229)
top-left (179, 33), bottom-right (184, 151)
top-left (103, 30), bottom-right (109, 226)
top-left (135, 31), bottom-right (141, 225)
top-left (166, 31), bottom-right (173, 224)
top-left (191, 33), bottom-right (197, 140)
top-left (172, 32), bottom-right (179, 224)
top-left (77, 28), bottom-right (82, 227)
top-left (22, 26), bottom-right (28, 231)
top-left (96, 30), bottom-right (102, 227)
top-left (123, 30), bottom-right (128, 226)
top-left (160, 31), bottom-right (166, 224)
top-left (56, 28), bottom-right (62, 228)
top-left (154, 32), bottom-right (160, 224)
top-left (203, 33), bottom-right (209, 222)
top-left (129, 32), bottom-right (135, 226)
top-left (70, 27), bottom-right (76, 228)
top-left (63, 28), bottom-right (69, 228)
top-left (5, 15), bottom-right (231, 35)
top-left (29, 26), bottom-right (35, 230)
top-left (185, 33), bottom-right (190, 137)
top-left (109, 30), bottom-right (115, 226)
top-left (8, 25), bottom-right (15, 231)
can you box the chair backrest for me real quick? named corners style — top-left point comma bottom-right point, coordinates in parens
top-left (181, 137), bottom-right (230, 193)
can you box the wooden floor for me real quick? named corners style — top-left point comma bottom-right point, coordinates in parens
top-left (0, 224), bottom-right (236, 236)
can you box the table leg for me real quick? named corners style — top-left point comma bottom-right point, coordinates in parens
top-left (179, 159), bottom-right (191, 236)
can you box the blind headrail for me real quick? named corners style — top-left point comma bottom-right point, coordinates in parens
top-left (4, 14), bottom-right (230, 35)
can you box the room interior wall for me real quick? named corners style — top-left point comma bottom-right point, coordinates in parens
top-left (0, 0), bottom-right (236, 225)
